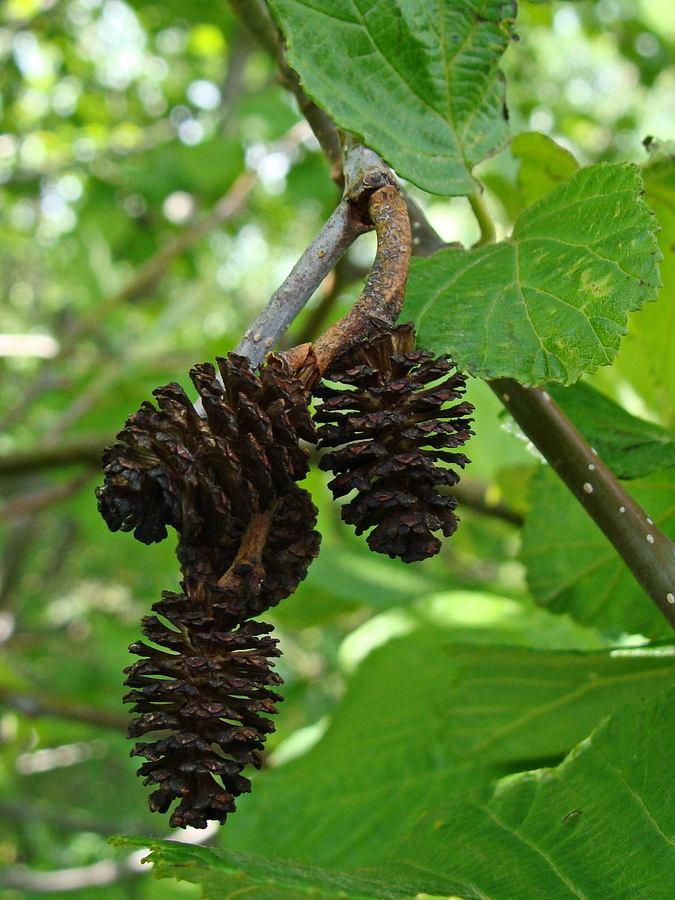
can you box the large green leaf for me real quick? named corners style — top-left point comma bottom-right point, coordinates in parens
top-left (266, 0), bottom-right (516, 196)
top-left (522, 467), bottom-right (675, 639)
top-left (615, 147), bottom-right (675, 428)
top-left (402, 163), bottom-right (661, 383)
top-left (122, 639), bottom-right (675, 899)
top-left (389, 683), bottom-right (675, 899)
top-left (225, 628), bottom-right (675, 868)
top-left (547, 381), bottom-right (675, 479)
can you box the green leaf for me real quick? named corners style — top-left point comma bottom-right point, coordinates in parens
top-left (522, 467), bottom-right (675, 639)
top-left (390, 683), bottom-right (675, 899)
top-left (227, 629), bottom-right (675, 869)
top-left (117, 684), bottom-right (675, 900)
top-left (402, 163), bottom-right (661, 383)
top-left (547, 381), bottom-right (675, 479)
top-left (266, 0), bottom-right (516, 196)
top-left (111, 836), bottom-right (425, 900)
top-left (511, 131), bottom-right (579, 206)
top-left (614, 151), bottom-right (675, 428)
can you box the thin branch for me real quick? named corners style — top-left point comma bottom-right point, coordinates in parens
top-left (310, 183), bottom-right (412, 374)
top-left (0, 434), bottom-right (111, 475)
top-left (0, 685), bottom-right (129, 730)
top-left (1, 473), bottom-right (94, 521)
top-left (227, 0), bottom-right (343, 177)
top-left (226, 0), bottom-right (280, 58)
top-left (218, 23), bottom-right (255, 125)
top-left (107, 170), bottom-right (257, 308)
top-left (291, 255), bottom-right (370, 347)
top-left (234, 201), bottom-right (368, 368)
top-left (451, 477), bottom-right (524, 527)
top-left (235, 133), bottom-right (413, 371)
top-left (491, 379), bottom-right (675, 629)
top-left (340, 132), bottom-right (393, 200)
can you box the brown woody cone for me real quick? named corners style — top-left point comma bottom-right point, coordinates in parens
top-left (314, 322), bottom-right (474, 563)
top-left (96, 353), bottom-right (320, 827)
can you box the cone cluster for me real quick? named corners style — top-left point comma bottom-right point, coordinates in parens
top-left (96, 353), bottom-right (320, 828)
top-left (314, 322), bottom-right (474, 563)
top-left (97, 326), bottom-right (475, 828)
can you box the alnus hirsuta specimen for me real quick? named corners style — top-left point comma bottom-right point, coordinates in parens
top-left (96, 353), bottom-right (320, 828)
top-left (314, 322), bottom-right (474, 564)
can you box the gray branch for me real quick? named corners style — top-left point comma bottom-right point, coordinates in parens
top-left (234, 202), bottom-right (364, 368)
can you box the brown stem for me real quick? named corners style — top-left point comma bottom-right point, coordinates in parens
top-left (237, 139), bottom-right (406, 374)
top-left (291, 255), bottom-right (370, 347)
top-left (217, 501), bottom-right (280, 590)
top-left (310, 184), bottom-right (412, 374)
top-left (234, 201), bottom-right (367, 368)
top-left (227, 0), bottom-right (343, 178)
top-left (491, 379), bottom-right (675, 630)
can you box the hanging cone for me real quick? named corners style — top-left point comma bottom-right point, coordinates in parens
top-left (314, 322), bottom-right (474, 563)
top-left (96, 353), bottom-right (320, 827)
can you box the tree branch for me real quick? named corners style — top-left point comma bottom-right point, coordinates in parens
top-left (290, 255), bottom-right (370, 347)
top-left (0, 685), bottom-right (129, 730)
top-left (237, 133), bottom-right (412, 373)
top-left (1, 473), bottom-right (95, 521)
top-left (491, 379), bottom-right (675, 628)
top-left (227, 0), bottom-right (343, 177)
top-left (310, 182), bottom-right (412, 374)
top-left (0, 434), bottom-right (111, 475)
top-left (234, 201), bottom-right (368, 368)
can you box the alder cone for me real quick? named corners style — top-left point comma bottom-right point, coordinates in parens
top-left (96, 353), bottom-right (320, 827)
top-left (123, 582), bottom-right (283, 829)
top-left (96, 353), bottom-right (315, 552)
top-left (314, 322), bottom-right (474, 564)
